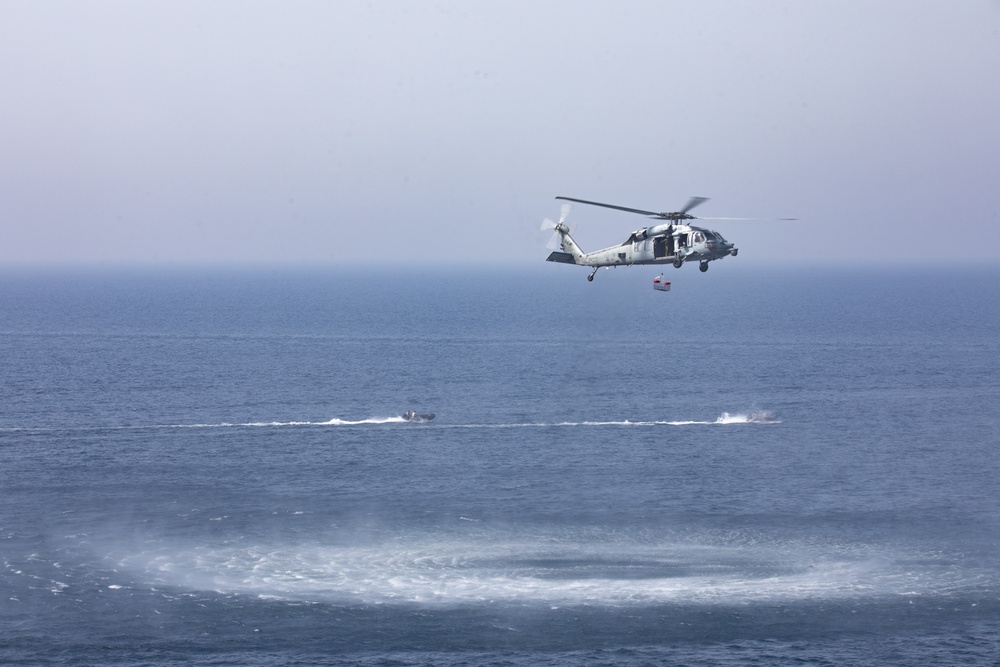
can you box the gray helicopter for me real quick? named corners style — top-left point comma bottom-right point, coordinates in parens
top-left (542, 196), bottom-right (795, 281)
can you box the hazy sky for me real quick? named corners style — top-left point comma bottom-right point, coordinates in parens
top-left (2, 1), bottom-right (999, 266)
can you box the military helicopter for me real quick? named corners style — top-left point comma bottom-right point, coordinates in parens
top-left (542, 195), bottom-right (795, 281)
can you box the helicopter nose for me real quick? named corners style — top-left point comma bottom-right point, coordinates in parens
top-left (712, 240), bottom-right (736, 257)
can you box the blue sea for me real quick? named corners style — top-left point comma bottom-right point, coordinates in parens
top-left (2, 264), bottom-right (999, 666)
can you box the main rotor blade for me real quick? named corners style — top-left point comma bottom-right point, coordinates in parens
top-left (694, 216), bottom-right (798, 221)
top-left (556, 195), bottom-right (713, 220)
top-left (556, 196), bottom-right (660, 218)
top-left (555, 194), bottom-right (796, 223)
top-left (679, 196), bottom-right (709, 215)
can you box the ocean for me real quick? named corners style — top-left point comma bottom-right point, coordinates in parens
top-left (2, 263), bottom-right (999, 665)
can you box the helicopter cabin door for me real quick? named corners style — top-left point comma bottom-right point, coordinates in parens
top-left (655, 234), bottom-right (676, 259)
top-left (654, 237), bottom-right (667, 259)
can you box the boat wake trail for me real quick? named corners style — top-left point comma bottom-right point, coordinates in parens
top-left (448, 410), bottom-right (782, 429)
top-left (0, 411), bottom-right (781, 433)
top-left (167, 410), bottom-right (781, 430)
top-left (169, 416), bottom-right (408, 428)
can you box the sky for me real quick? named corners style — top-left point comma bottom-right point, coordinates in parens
top-left (2, 1), bottom-right (999, 267)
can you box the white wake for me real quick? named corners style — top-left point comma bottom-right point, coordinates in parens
top-left (112, 531), bottom-right (950, 608)
top-left (1, 411), bottom-right (781, 433)
top-left (162, 410), bottom-right (782, 430)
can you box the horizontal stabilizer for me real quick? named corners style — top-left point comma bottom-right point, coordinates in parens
top-left (546, 251), bottom-right (577, 264)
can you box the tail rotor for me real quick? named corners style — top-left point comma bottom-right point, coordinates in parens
top-left (540, 203), bottom-right (572, 249)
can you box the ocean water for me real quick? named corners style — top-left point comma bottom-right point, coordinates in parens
top-left (2, 263), bottom-right (999, 665)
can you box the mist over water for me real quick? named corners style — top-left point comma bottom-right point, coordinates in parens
top-left (2, 266), bottom-right (999, 665)
top-left (109, 523), bottom-right (967, 607)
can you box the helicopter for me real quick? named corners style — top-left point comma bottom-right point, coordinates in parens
top-left (542, 195), bottom-right (796, 281)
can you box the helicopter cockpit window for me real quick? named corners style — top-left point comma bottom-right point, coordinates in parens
top-left (703, 231), bottom-right (717, 241)
top-left (694, 232), bottom-right (705, 243)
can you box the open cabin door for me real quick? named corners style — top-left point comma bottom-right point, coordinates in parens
top-left (654, 234), bottom-right (676, 259)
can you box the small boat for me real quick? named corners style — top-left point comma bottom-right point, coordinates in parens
top-left (748, 411), bottom-right (781, 424)
top-left (402, 410), bottom-right (435, 422)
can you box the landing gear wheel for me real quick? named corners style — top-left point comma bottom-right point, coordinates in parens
top-left (673, 258), bottom-right (683, 269)
top-left (587, 268), bottom-right (598, 282)
top-left (699, 262), bottom-right (709, 272)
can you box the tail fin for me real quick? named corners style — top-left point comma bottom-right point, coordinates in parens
top-left (546, 250), bottom-right (576, 264)
top-left (545, 225), bottom-right (585, 265)
top-left (542, 203), bottom-right (585, 265)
